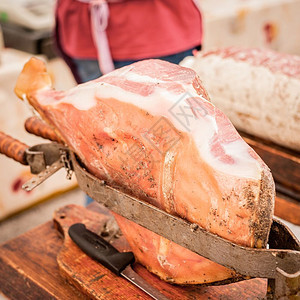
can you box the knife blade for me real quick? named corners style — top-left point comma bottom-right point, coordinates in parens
top-left (68, 223), bottom-right (169, 300)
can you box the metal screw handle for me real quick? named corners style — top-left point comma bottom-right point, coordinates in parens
top-left (25, 116), bottom-right (63, 144)
top-left (0, 131), bottom-right (28, 165)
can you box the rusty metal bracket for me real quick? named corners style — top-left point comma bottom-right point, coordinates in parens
top-left (266, 268), bottom-right (300, 299)
top-left (25, 143), bottom-right (64, 174)
top-left (60, 148), bottom-right (73, 180)
top-left (22, 144), bottom-right (72, 191)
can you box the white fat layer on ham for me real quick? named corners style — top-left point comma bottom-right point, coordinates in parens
top-left (55, 85), bottom-right (97, 110)
top-left (45, 68), bottom-right (262, 180)
top-left (114, 71), bottom-right (166, 84)
top-left (181, 54), bottom-right (300, 151)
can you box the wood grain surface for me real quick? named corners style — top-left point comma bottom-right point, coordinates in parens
top-left (0, 203), bottom-right (267, 299)
top-left (54, 204), bottom-right (267, 300)
top-left (275, 194), bottom-right (300, 225)
top-left (242, 132), bottom-right (300, 195)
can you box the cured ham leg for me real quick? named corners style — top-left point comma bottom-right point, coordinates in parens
top-left (15, 58), bottom-right (275, 284)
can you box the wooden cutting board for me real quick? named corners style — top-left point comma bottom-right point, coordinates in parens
top-left (0, 203), bottom-right (267, 299)
top-left (55, 204), bottom-right (267, 299)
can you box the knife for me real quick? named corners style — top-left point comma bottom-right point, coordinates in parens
top-left (68, 223), bottom-right (169, 300)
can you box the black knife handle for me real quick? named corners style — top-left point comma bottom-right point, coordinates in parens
top-left (68, 223), bottom-right (135, 275)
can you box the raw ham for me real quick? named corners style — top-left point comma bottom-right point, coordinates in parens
top-left (15, 58), bottom-right (275, 284)
top-left (180, 47), bottom-right (300, 151)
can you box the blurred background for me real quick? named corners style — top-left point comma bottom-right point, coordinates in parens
top-left (0, 0), bottom-right (299, 243)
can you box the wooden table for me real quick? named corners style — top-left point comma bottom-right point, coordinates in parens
top-left (0, 203), bottom-right (267, 299)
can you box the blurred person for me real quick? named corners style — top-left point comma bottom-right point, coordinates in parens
top-left (55, 0), bottom-right (203, 83)
top-left (54, 0), bottom-right (203, 204)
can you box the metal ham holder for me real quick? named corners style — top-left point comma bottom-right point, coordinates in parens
top-left (0, 116), bottom-right (299, 300)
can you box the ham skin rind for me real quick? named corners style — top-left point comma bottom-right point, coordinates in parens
top-left (180, 47), bottom-right (300, 151)
top-left (15, 58), bottom-right (275, 284)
